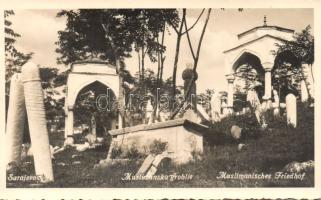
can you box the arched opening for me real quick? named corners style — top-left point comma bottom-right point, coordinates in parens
top-left (73, 80), bottom-right (118, 143)
top-left (273, 50), bottom-right (301, 102)
top-left (232, 52), bottom-right (265, 112)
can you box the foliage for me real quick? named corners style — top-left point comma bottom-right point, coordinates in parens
top-left (275, 25), bottom-right (314, 65)
top-left (39, 67), bottom-right (66, 128)
top-left (55, 9), bottom-right (179, 66)
top-left (196, 89), bottom-right (215, 117)
top-left (110, 144), bottom-right (123, 159)
top-left (110, 143), bottom-right (145, 159)
top-left (5, 10), bottom-right (33, 97)
top-left (273, 25), bottom-right (314, 101)
top-left (149, 139), bottom-right (168, 155)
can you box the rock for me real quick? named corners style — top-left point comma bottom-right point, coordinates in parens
top-left (237, 143), bottom-right (246, 152)
top-left (75, 142), bottom-right (90, 152)
top-left (64, 137), bottom-right (74, 146)
top-left (72, 161), bottom-right (81, 165)
top-left (85, 134), bottom-right (96, 145)
top-left (230, 125), bottom-right (242, 140)
top-left (21, 144), bottom-right (32, 159)
top-left (56, 162), bottom-right (66, 166)
top-left (96, 137), bottom-right (105, 144)
top-left (71, 154), bottom-right (82, 159)
top-left (94, 158), bottom-right (131, 169)
top-left (283, 160), bottom-right (314, 173)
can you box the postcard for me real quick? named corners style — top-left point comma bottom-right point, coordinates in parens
top-left (1, 0), bottom-right (320, 199)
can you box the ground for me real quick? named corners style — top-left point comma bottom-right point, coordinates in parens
top-left (7, 103), bottom-right (314, 187)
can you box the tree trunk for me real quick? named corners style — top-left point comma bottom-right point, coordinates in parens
top-left (141, 46), bottom-right (145, 82)
top-left (170, 9), bottom-right (212, 119)
top-left (137, 50), bottom-right (141, 80)
top-left (171, 9), bottom-right (186, 102)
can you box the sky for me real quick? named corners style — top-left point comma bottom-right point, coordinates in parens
top-left (9, 8), bottom-right (313, 93)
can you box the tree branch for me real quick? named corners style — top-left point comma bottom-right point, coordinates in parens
top-left (182, 8), bottom-right (205, 35)
top-left (170, 8), bottom-right (211, 119)
top-left (184, 17), bottom-right (196, 60)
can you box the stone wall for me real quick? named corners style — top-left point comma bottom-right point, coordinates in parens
top-left (108, 118), bottom-right (208, 164)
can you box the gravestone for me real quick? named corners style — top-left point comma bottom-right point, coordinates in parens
top-left (145, 98), bottom-right (154, 124)
top-left (272, 89), bottom-right (280, 116)
top-left (211, 92), bottom-right (221, 123)
top-left (246, 89), bottom-right (262, 124)
top-left (22, 62), bottom-right (54, 182)
top-left (286, 93), bottom-right (297, 127)
top-left (300, 79), bottom-right (308, 102)
top-left (6, 73), bottom-right (26, 165)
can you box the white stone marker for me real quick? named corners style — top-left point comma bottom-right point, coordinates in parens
top-left (211, 92), bottom-right (221, 123)
top-left (272, 90), bottom-right (280, 116)
top-left (22, 62), bottom-right (54, 182)
top-left (6, 73), bottom-right (26, 165)
top-left (300, 79), bottom-right (308, 102)
top-left (246, 89), bottom-right (262, 124)
top-left (145, 99), bottom-right (154, 124)
top-left (286, 93), bottom-right (297, 128)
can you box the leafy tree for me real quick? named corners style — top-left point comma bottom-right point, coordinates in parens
top-left (276, 25), bottom-right (314, 77)
top-left (5, 10), bottom-right (33, 120)
top-left (274, 25), bottom-right (314, 101)
top-left (170, 9), bottom-right (206, 99)
top-left (56, 9), bottom-right (181, 126)
top-left (39, 67), bottom-right (67, 129)
top-left (5, 10), bottom-right (33, 93)
top-left (56, 9), bottom-right (178, 70)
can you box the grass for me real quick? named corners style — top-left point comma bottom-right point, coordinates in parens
top-left (7, 103), bottom-right (314, 187)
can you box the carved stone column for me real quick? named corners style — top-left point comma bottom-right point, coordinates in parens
top-left (226, 74), bottom-right (235, 114)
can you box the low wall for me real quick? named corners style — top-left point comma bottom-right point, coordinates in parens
top-left (108, 118), bottom-right (208, 164)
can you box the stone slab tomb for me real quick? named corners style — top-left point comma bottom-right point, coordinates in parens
top-left (108, 118), bottom-right (208, 164)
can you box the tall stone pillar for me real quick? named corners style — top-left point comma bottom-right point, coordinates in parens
top-left (263, 63), bottom-right (273, 109)
top-left (22, 62), bottom-right (54, 182)
top-left (211, 92), bottom-right (221, 123)
top-left (300, 79), bottom-right (308, 102)
top-left (118, 114), bottom-right (123, 129)
top-left (6, 73), bottom-right (26, 165)
top-left (226, 74), bottom-right (235, 114)
top-left (272, 89), bottom-right (280, 116)
top-left (66, 106), bottom-right (74, 137)
top-left (286, 93), bottom-right (297, 128)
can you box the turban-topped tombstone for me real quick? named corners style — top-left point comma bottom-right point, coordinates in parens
top-left (182, 63), bottom-right (198, 111)
top-left (22, 62), bottom-right (54, 183)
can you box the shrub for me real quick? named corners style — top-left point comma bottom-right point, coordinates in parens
top-left (149, 139), bottom-right (168, 155)
top-left (110, 143), bottom-right (122, 159)
top-left (123, 143), bottom-right (145, 159)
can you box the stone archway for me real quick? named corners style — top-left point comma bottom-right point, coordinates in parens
top-left (64, 60), bottom-right (120, 139)
top-left (223, 22), bottom-right (295, 113)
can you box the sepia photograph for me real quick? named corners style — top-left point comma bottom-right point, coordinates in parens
top-left (2, 5), bottom-right (318, 192)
